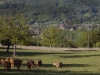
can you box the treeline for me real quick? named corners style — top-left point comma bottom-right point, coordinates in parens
top-left (0, 15), bottom-right (100, 52)
top-left (32, 26), bottom-right (100, 48)
top-left (0, 0), bottom-right (100, 26)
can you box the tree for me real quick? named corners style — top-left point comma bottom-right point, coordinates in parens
top-left (0, 14), bottom-right (33, 55)
top-left (89, 30), bottom-right (100, 47)
top-left (40, 26), bottom-right (61, 50)
top-left (76, 31), bottom-right (88, 47)
top-left (76, 30), bottom-right (100, 48)
top-left (95, 42), bottom-right (100, 48)
top-left (0, 15), bottom-right (12, 53)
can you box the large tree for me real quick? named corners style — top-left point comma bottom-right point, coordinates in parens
top-left (89, 30), bottom-right (100, 47)
top-left (76, 30), bottom-right (100, 47)
top-left (0, 14), bottom-right (33, 55)
top-left (40, 26), bottom-right (61, 49)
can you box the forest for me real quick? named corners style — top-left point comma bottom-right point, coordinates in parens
top-left (0, 0), bottom-right (100, 25)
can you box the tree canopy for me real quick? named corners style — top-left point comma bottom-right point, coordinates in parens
top-left (0, 14), bottom-right (34, 55)
top-left (0, 0), bottom-right (100, 26)
top-left (40, 26), bottom-right (61, 48)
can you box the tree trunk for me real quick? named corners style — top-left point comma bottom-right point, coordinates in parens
top-left (6, 40), bottom-right (10, 53)
top-left (50, 44), bottom-right (52, 50)
top-left (13, 43), bottom-right (16, 56)
top-left (7, 43), bottom-right (10, 53)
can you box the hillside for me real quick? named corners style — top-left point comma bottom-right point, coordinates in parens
top-left (0, 0), bottom-right (100, 27)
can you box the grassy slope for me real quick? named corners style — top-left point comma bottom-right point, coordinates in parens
top-left (0, 49), bottom-right (100, 75)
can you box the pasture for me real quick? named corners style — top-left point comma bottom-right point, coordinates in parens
top-left (0, 48), bottom-right (100, 75)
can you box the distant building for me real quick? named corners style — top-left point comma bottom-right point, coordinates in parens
top-left (58, 22), bottom-right (66, 30)
top-left (69, 28), bottom-right (73, 31)
top-left (73, 25), bottom-right (78, 30)
top-left (35, 22), bottom-right (38, 26)
top-left (35, 28), bottom-right (40, 35)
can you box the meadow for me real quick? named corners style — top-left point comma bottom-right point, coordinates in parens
top-left (0, 48), bottom-right (100, 75)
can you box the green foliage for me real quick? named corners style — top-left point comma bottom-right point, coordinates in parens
top-left (40, 26), bottom-right (61, 47)
top-left (76, 31), bottom-right (88, 47)
top-left (0, 0), bottom-right (100, 26)
top-left (0, 14), bottom-right (33, 46)
top-left (95, 42), bottom-right (100, 47)
top-left (40, 27), bottom-right (78, 48)
top-left (89, 30), bottom-right (100, 44)
top-left (76, 30), bottom-right (100, 47)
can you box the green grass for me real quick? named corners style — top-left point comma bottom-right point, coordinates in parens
top-left (0, 49), bottom-right (100, 75)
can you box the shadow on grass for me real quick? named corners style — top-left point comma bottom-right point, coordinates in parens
top-left (19, 63), bottom-right (91, 69)
top-left (43, 64), bottom-right (53, 67)
top-left (22, 63), bottom-right (53, 68)
top-left (60, 54), bottom-right (100, 58)
top-left (0, 51), bottom-right (13, 57)
top-left (1, 50), bottom-right (100, 59)
top-left (17, 51), bottom-right (79, 56)
top-left (0, 69), bottom-right (100, 75)
top-left (0, 50), bottom-right (78, 57)
top-left (63, 64), bottom-right (91, 67)
top-left (36, 63), bottom-right (91, 68)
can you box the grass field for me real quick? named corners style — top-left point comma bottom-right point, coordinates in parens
top-left (0, 49), bottom-right (100, 75)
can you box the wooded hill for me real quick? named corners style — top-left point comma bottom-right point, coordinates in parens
top-left (0, 0), bottom-right (100, 26)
